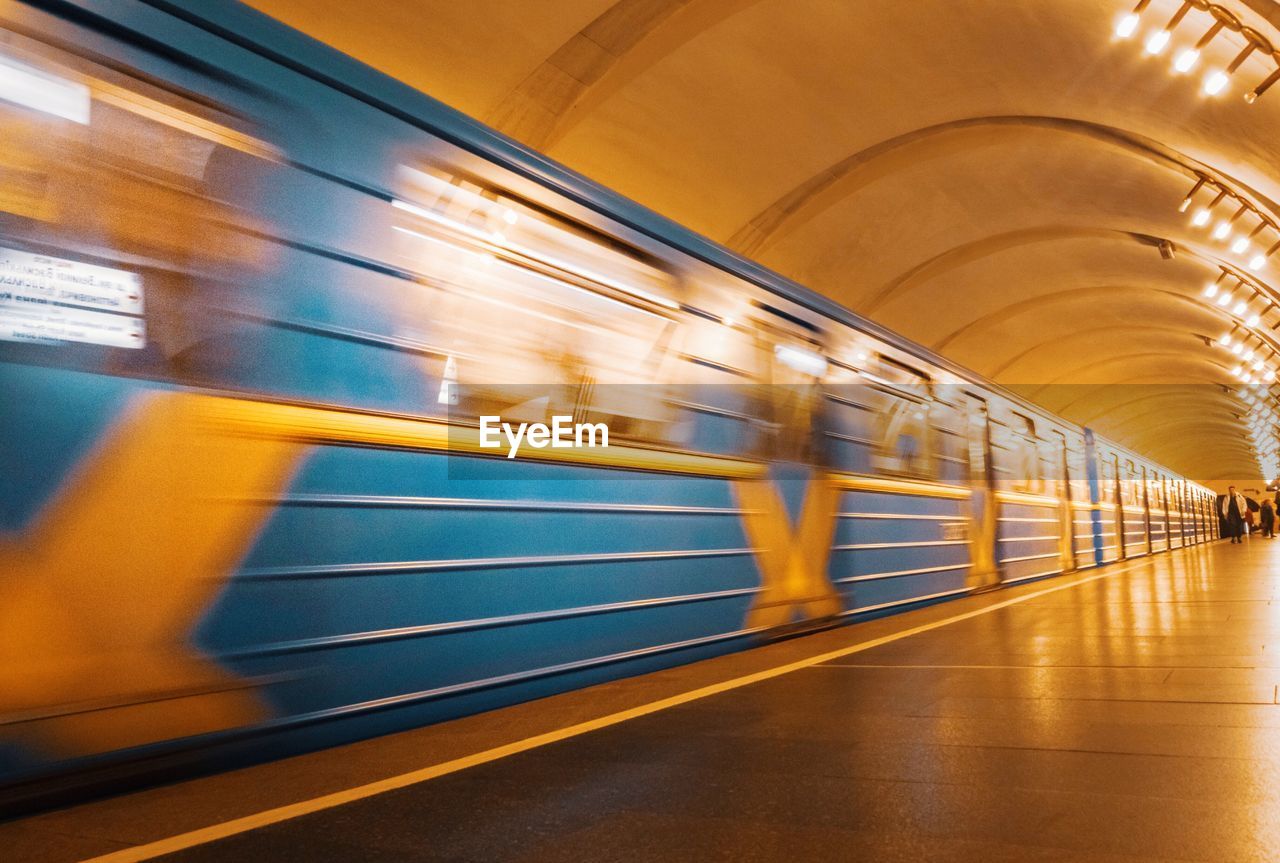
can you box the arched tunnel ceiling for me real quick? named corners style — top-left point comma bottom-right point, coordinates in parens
top-left (244, 0), bottom-right (1280, 483)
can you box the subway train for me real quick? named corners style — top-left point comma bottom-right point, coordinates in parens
top-left (0, 1), bottom-right (1220, 808)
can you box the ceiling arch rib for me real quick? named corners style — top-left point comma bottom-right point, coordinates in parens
top-left (1072, 390), bottom-right (1244, 427)
top-left (861, 227), bottom-right (1280, 321)
top-left (724, 115), bottom-right (1280, 259)
top-left (1116, 437), bottom-right (1254, 471)
top-left (1142, 434), bottom-right (1256, 460)
top-left (859, 227), bottom-right (1150, 315)
top-left (1082, 415), bottom-right (1253, 463)
top-left (1027, 373), bottom-right (1239, 417)
top-left (484, 0), bottom-right (692, 147)
top-left (1115, 433), bottom-right (1256, 468)
top-left (1018, 353), bottom-right (1238, 395)
top-left (486, 0), bottom-right (769, 149)
top-left (855, 232), bottom-right (1280, 390)
top-left (933, 286), bottom-right (1243, 353)
top-left (1098, 410), bottom-right (1248, 438)
top-left (984, 326), bottom-right (1218, 379)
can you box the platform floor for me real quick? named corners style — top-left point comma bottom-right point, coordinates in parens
top-left (10, 536), bottom-right (1280, 862)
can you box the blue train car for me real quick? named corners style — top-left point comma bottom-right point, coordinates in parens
top-left (0, 0), bottom-right (1219, 808)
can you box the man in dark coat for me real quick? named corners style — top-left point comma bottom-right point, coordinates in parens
top-left (1221, 486), bottom-right (1248, 543)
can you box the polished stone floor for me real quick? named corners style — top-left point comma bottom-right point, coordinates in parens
top-left (10, 537), bottom-right (1280, 862)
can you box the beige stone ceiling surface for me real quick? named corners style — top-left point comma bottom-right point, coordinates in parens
top-left (244, 0), bottom-right (1280, 483)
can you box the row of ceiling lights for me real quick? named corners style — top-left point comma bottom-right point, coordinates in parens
top-left (1215, 332), bottom-right (1275, 383)
top-left (1202, 268), bottom-right (1266, 322)
top-left (1231, 321), bottom-right (1279, 477)
top-left (1242, 389), bottom-right (1280, 477)
top-left (1116, 0), bottom-right (1280, 100)
top-left (1115, 3), bottom-right (1280, 478)
top-left (1207, 263), bottom-right (1277, 384)
top-left (1178, 176), bottom-right (1280, 271)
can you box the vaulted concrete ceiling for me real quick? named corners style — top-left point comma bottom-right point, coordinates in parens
top-left (245, 0), bottom-right (1280, 483)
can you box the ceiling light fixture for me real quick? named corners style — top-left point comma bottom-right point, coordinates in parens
top-left (1114, 3), bottom-right (1280, 104)
top-left (1174, 15), bottom-right (1230, 73)
top-left (1204, 37), bottom-right (1263, 96)
top-left (1251, 240), bottom-right (1280, 271)
top-left (1179, 177), bottom-right (1280, 266)
top-left (1204, 269), bottom-right (1229, 296)
top-left (1245, 67), bottom-right (1280, 102)
top-left (1116, 0), bottom-right (1151, 38)
top-left (1191, 187), bottom-right (1229, 227)
top-left (1214, 205), bottom-right (1248, 240)
top-left (1148, 1), bottom-right (1194, 55)
top-left (1178, 176), bottom-right (1207, 211)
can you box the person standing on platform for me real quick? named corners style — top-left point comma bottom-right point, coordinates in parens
top-left (1221, 486), bottom-right (1248, 543)
top-left (1262, 498), bottom-right (1276, 539)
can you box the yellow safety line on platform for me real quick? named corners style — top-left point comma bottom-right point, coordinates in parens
top-left (76, 554), bottom-right (1159, 863)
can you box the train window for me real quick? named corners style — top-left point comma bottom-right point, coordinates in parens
top-left (1122, 460), bottom-right (1140, 507)
top-left (391, 165), bottom-right (685, 441)
top-left (928, 391), bottom-right (967, 484)
top-left (1043, 428), bottom-right (1068, 490)
top-left (963, 393), bottom-right (991, 482)
top-left (0, 29), bottom-right (275, 380)
top-left (735, 303), bottom-right (826, 461)
top-left (1099, 453), bottom-right (1117, 504)
top-left (1066, 436), bottom-right (1089, 504)
top-left (1003, 412), bottom-right (1044, 494)
top-left (818, 351), bottom-right (936, 477)
top-left (865, 359), bottom-right (933, 478)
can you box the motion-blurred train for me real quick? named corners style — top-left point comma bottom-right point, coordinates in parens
top-left (0, 0), bottom-right (1219, 809)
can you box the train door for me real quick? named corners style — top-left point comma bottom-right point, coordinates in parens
top-left (1067, 432), bottom-right (1096, 567)
top-left (1185, 487), bottom-right (1192, 543)
top-left (1173, 481), bottom-right (1184, 546)
top-left (1149, 471), bottom-right (1168, 552)
top-left (1173, 482), bottom-right (1183, 546)
top-left (964, 393), bottom-right (1000, 589)
top-left (746, 304), bottom-right (828, 462)
top-left (1083, 429), bottom-right (1104, 566)
top-left (1121, 459), bottom-right (1145, 559)
top-left (1099, 451), bottom-right (1122, 563)
top-left (1185, 486), bottom-right (1194, 543)
top-left (1185, 483), bottom-right (1192, 545)
top-left (1051, 429), bottom-right (1076, 573)
top-left (1140, 465), bottom-right (1153, 555)
top-left (1163, 478), bottom-right (1173, 547)
top-left (1159, 474), bottom-right (1171, 551)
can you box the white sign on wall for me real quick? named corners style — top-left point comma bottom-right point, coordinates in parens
top-left (0, 247), bottom-right (145, 348)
